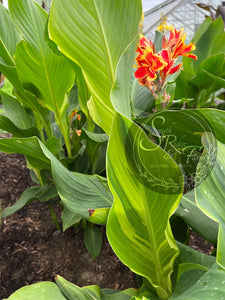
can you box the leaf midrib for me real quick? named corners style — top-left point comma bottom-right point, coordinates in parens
top-left (142, 187), bottom-right (165, 289)
top-left (93, 0), bottom-right (114, 86)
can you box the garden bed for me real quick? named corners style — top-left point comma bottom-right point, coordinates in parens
top-left (0, 151), bottom-right (214, 299)
top-left (0, 151), bottom-right (138, 299)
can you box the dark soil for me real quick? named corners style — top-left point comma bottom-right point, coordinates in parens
top-left (0, 150), bottom-right (214, 299)
top-left (0, 152), bottom-right (138, 299)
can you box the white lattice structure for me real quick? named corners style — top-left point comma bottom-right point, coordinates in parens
top-left (143, 0), bottom-right (223, 41)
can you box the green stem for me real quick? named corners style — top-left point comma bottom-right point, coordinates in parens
top-left (48, 204), bottom-right (61, 231)
top-left (35, 169), bottom-right (44, 186)
top-left (56, 115), bottom-right (72, 158)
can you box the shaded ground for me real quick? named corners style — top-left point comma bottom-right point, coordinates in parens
top-left (0, 152), bottom-right (138, 299)
top-left (0, 151), bottom-right (214, 299)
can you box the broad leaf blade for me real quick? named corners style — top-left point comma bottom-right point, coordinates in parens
top-left (0, 137), bottom-right (50, 169)
top-left (9, 0), bottom-right (75, 113)
top-left (0, 115), bottom-right (39, 137)
top-left (56, 276), bottom-right (101, 300)
top-left (62, 207), bottom-right (81, 232)
top-left (56, 276), bottom-right (138, 300)
top-left (106, 113), bottom-right (183, 299)
top-left (1, 186), bottom-right (40, 218)
top-left (84, 225), bottom-right (102, 259)
top-left (1, 184), bottom-right (58, 218)
top-left (172, 264), bottom-right (225, 299)
top-left (176, 190), bottom-right (218, 243)
top-left (40, 142), bottom-right (113, 218)
top-left (177, 242), bottom-right (215, 270)
top-left (195, 134), bottom-right (225, 269)
top-left (6, 282), bottom-right (66, 300)
top-left (48, 0), bottom-right (142, 134)
top-left (0, 3), bottom-right (21, 65)
top-left (2, 92), bottom-right (34, 129)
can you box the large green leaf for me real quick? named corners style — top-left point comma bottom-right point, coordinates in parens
top-left (175, 190), bottom-right (218, 243)
top-left (0, 2), bottom-right (53, 138)
top-left (190, 54), bottom-right (225, 89)
top-left (62, 206), bottom-right (81, 232)
top-left (5, 282), bottom-right (67, 300)
top-left (84, 225), bottom-right (102, 259)
top-left (1, 92), bottom-right (34, 129)
top-left (40, 142), bottom-right (113, 219)
top-left (177, 242), bottom-right (215, 270)
top-left (0, 3), bottom-right (21, 65)
top-left (106, 113), bottom-right (183, 299)
top-left (48, 0), bottom-right (142, 134)
top-left (172, 263), bottom-right (225, 299)
top-left (0, 137), bottom-right (50, 169)
top-left (196, 109), bottom-right (225, 144)
top-left (184, 17), bottom-right (225, 75)
top-left (9, 0), bottom-right (75, 153)
top-left (1, 184), bottom-right (58, 218)
top-left (135, 109), bottom-right (217, 192)
top-left (56, 276), bottom-right (137, 300)
top-left (131, 78), bottom-right (155, 116)
top-left (0, 115), bottom-right (39, 137)
top-left (195, 135), bottom-right (225, 269)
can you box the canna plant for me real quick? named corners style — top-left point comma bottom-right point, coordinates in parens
top-left (2, 0), bottom-right (225, 299)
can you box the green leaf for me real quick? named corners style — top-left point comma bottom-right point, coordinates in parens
top-left (175, 190), bottom-right (218, 243)
top-left (56, 276), bottom-right (138, 300)
top-left (177, 263), bottom-right (208, 282)
top-left (5, 282), bottom-right (66, 300)
top-left (56, 276), bottom-right (101, 300)
top-left (83, 129), bottom-right (108, 143)
top-left (172, 264), bottom-right (225, 299)
top-left (0, 3), bottom-right (21, 65)
top-left (135, 109), bottom-right (217, 192)
top-left (0, 137), bottom-right (50, 169)
top-left (195, 135), bottom-right (225, 269)
top-left (172, 268), bottom-right (209, 298)
top-left (187, 17), bottom-right (225, 74)
top-left (1, 186), bottom-right (40, 218)
top-left (1, 92), bottom-right (34, 129)
top-left (196, 109), bottom-right (225, 144)
top-left (1, 184), bottom-right (58, 218)
top-left (75, 66), bottom-right (90, 116)
top-left (174, 71), bottom-right (197, 100)
top-left (106, 113), bottom-right (183, 299)
top-left (84, 225), bottom-right (102, 259)
top-left (88, 207), bottom-right (110, 225)
top-left (48, 0), bottom-right (142, 134)
top-left (0, 115), bottom-right (39, 137)
top-left (62, 206), bottom-right (81, 232)
top-left (191, 17), bottom-right (212, 44)
top-left (177, 242), bottom-right (215, 270)
top-left (110, 35), bottom-right (138, 118)
top-left (40, 142), bottom-right (113, 218)
top-left (137, 108), bottom-right (225, 145)
top-left (0, 2), bottom-right (52, 137)
top-left (9, 0), bottom-right (75, 154)
top-left (101, 289), bottom-right (138, 300)
top-left (190, 54), bottom-right (225, 89)
top-left (131, 77), bottom-right (155, 117)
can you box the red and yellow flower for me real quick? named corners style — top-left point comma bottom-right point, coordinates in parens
top-left (134, 26), bottom-right (197, 90)
top-left (135, 35), bottom-right (167, 86)
top-left (163, 26), bottom-right (197, 60)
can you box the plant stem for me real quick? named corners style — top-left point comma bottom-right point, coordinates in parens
top-left (48, 204), bottom-right (61, 231)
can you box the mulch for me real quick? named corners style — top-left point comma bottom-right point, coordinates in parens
top-left (0, 150), bottom-right (214, 299)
